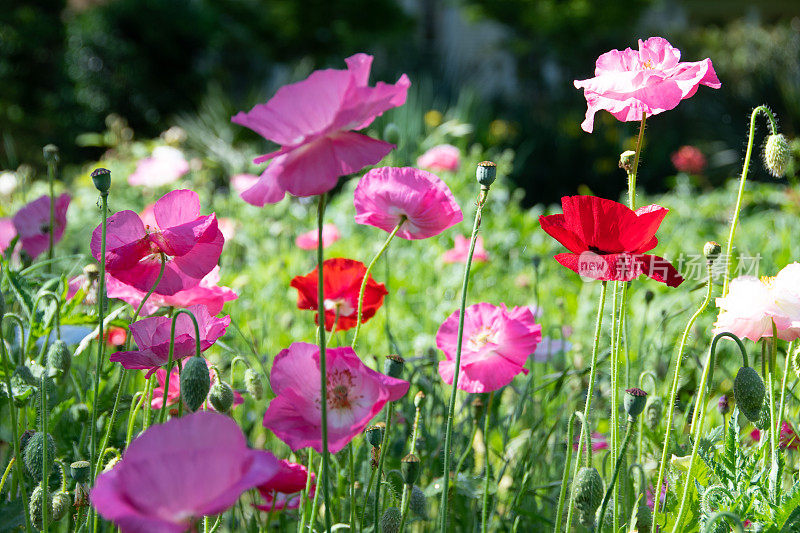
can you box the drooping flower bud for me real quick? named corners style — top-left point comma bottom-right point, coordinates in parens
top-left (401, 453), bottom-right (421, 485)
top-left (645, 396), bottom-right (663, 430)
top-left (619, 150), bottom-right (636, 173)
top-left (51, 490), bottom-right (71, 521)
top-left (244, 368), bottom-right (265, 401)
top-left (24, 432), bottom-right (56, 481)
top-left (414, 390), bottom-right (426, 409)
top-left (733, 366), bottom-right (765, 422)
top-left (573, 467), bottom-right (604, 528)
top-left (209, 381), bottom-right (235, 412)
top-left (91, 167), bottom-right (111, 194)
top-left (764, 133), bottom-right (791, 177)
top-left (365, 424), bottom-right (385, 448)
top-left (380, 506), bottom-right (402, 533)
top-left (476, 161), bottom-right (497, 187)
top-left (624, 388), bottom-right (648, 420)
top-left (180, 356), bottom-right (211, 412)
top-left (703, 241), bottom-right (721, 263)
top-left (70, 460), bottom-right (90, 483)
top-left (409, 484), bottom-right (428, 518)
top-left (384, 355), bottom-right (405, 379)
top-left (30, 484), bottom-right (51, 530)
top-left (47, 340), bottom-right (72, 375)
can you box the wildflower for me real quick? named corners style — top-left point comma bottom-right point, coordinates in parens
top-left (262, 342), bottom-right (409, 453)
top-left (91, 189), bottom-right (223, 295)
top-left (437, 303), bottom-right (541, 393)
top-left (231, 173), bottom-right (260, 197)
top-left (150, 359), bottom-right (243, 411)
top-left (671, 145), bottom-right (707, 174)
top-left (110, 304), bottom-right (230, 377)
top-left (417, 144), bottom-right (460, 172)
top-left (127, 145), bottom-right (189, 187)
top-left (442, 235), bottom-right (489, 264)
top-left (90, 412), bottom-right (281, 532)
top-left (539, 195), bottom-right (684, 287)
top-left (0, 218), bottom-right (16, 253)
top-left (12, 193), bottom-right (70, 259)
top-left (254, 460), bottom-right (316, 512)
top-left (750, 421), bottom-right (800, 450)
top-left (354, 167), bottom-right (462, 240)
top-left (231, 54), bottom-right (410, 205)
top-left (295, 224), bottom-right (341, 250)
top-left (573, 431), bottom-right (609, 453)
top-left (290, 258), bottom-right (387, 332)
top-left (574, 37), bottom-right (720, 133)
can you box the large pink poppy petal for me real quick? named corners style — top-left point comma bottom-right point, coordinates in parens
top-left (153, 189), bottom-right (201, 229)
top-left (0, 217), bottom-right (17, 252)
top-left (269, 342), bottom-right (321, 398)
top-left (262, 387), bottom-right (322, 452)
top-left (239, 167), bottom-right (287, 206)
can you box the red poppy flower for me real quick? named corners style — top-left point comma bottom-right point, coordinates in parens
top-left (539, 195), bottom-right (683, 287)
top-left (290, 258), bottom-right (388, 331)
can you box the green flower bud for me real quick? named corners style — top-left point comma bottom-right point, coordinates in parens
top-left (209, 381), bottom-right (234, 412)
top-left (91, 168), bottom-right (111, 194)
top-left (43, 144), bottom-right (59, 165)
top-left (365, 424), bottom-right (385, 447)
top-left (386, 469), bottom-right (404, 500)
top-left (103, 455), bottom-right (121, 473)
top-left (180, 356), bottom-right (211, 412)
top-left (624, 388), bottom-right (648, 420)
top-left (70, 460), bottom-right (90, 483)
top-left (24, 432), bottom-right (56, 481)
top-left (380, 506), bottom-right (402, 533)
top-left (645, 396), bottom-right (663, 430)
top-left (12, 365), bottom-right (36, 386)
top-left (20, 429), bottom-right (35, 454)
top-left (30, 484), bottom-right (51, 530)
top-left (401, 453), bottom-right (421, 485)
top-left (384, 355), bottom-right (404, 379)
top-left (409, 484), bottom-right (428, 518)
top-left (733, 366), bottom-right (765, 422)
top-left (635, 499), bottom-right (652, 533)
top-left (573, 466), bottom-right (603, 527)
top-left (46, 340), bottom-right (72, 375)
top-left (703, 241), bottom-right (721, 263)
top-left (414, 390), bottom-right (426, 409)
top-left (51, 490), bottom-right (71, 521)
top-left (619, 150), bottom-right (636, 172)
top-left (244, 368), bottom-right (265, 401)
top-left (476, 161), bottom-right (497, 187)
top-left (764, 133), bottom-right (791, 177)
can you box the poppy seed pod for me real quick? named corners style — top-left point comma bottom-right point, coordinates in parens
top-left (180, 356), bottom-right (211, 413)
top-left (209, 381), bottom-right (235, 412)
top-left (380, 506), bottom-right (402, 533)
top-left (70, 460), bottom-right (90, 483)
top-left (401, 453), bottom-right (421, 485)
top-left (645, 396), bottom-right (663, 430)
top-left (733, 366), bottom-right (765, 422)
top-left (20, 429), bottom-right (35, 454)
top-left (386, 469), bottom-right (404, 500)
top-left (244, 368), bottom-right (265, 401)
top-left (574, 467), bottom-right (603, 528)
top-left (624, 388), bottom-right (648, 420)
top-left (43, 144), bottom-right (59, 164)
top-left (365, 424), bottom-right (385, 447)
top-left (764, 133), bottom-right (791, 178)
top-left (51, 490), bottom-right (71, 521)
top-left (384, 355), bottom-right (405, 379)
top-left (476, 161), bottom-right (497, 187)
top-left (30, 484), bottom-right (51, 530)
top-left (24, 432), bottom-right (56, 481)
top-left (47, 340), bottom-right (72, 375)
top-left (409, 484), bottom-right (428, 518)
top-left (703, 241), bottom-right (721, 263)
top-left (91, 167), bottom-right (111, 194)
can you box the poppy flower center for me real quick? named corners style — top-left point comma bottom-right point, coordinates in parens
top-left (642, 59), bottom-right (654, 70)
top-left (468, 325), bottom-right (497, 350)
top-left (760, 275), bottom-right (776, 289)
top-left (326, 369), bottom-right (360, 411)
top-left (324, 298), bottom-right (355, 317)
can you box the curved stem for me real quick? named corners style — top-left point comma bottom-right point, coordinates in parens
top-left (439, 186), bottom-right (489, 532)
top-left (702, 512), bottom-right (745, 533)
top-left (651, 263), bottom-right (714, 531)
top-left (351, 218), bottom-right (404, 349)
top-left (721, 105), bottom-right (778, 296)
top-left (628, 113), bottom-right (646, 210)
top-left (565, 281), bottom-right (607, 532)
top-left (597, 421), bottom-right (635, 533)
top-left (229, 356), bottom-right (249, 386)
top-left (1, 312), bottom-right (26, 366)
top-left (158, 309), bottom-right (201, 424)
top-left (481, 391), bottom-right (495, 533)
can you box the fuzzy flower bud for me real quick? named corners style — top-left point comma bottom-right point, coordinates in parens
top-left (30, 484), bottom-right (51, 530)
top-left (43, 144), bottom-right (60, 165)
top-left (476, 161), bottom-right (497, 187)
top-left (409, 484), bottom-right (428, 518)
top-left (20, 429), bottom-right (35, 454)
top-left (401, 453), bottom-right (421, 485)
top-left (414, 390), bottom-right (426, 409)
top-left (703, 241), bottom-right (721, 263)
top-left (764, 133), bottom-right (791, 177)
top-left (574, 467), bottom-right (604, 527)
top-left (209, 381), bottom-right (235, 412)
top-left (180, 356), bottom-right (211, 413)
top-left (51, 490), bottom-right (71, 521)
top-left (244, 368), bottom-right (265, 401)
top-left (624, 388), bottom-right (648, 420)
top-left (380, 506), bottom-right (402, 533)
top-left (47, 340), bottom-right (72, 375)
top-left (24, 432), bottom-right (55, 481)
top-left (384, 354), bottom-right (405, 379)
top-left (385, 469), bottom-right (404, 499)
top-left (91, 167), bottom-right (111, 194)
top-left (619, 150), bottom-right (636, 173)
top-left (733, 366), bottom-right (765, 422)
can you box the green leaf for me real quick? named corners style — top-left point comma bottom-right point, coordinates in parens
top-left (1, 261), bottom-right (34, 318)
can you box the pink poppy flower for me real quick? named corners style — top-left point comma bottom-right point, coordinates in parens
top-left (573, 431), bottom-right (608, 453)
top-left (90, 411), bottom-right (280, 532)
top-left (713, 275), bottom-right (800, 342)
top-left (254, 460), bottom-right (316, 513)
top-left (150, 358), bottom-right (243, 410)
top-left (128, 146), bottom-right (190, 187)
top-left (91, 189), bottom-right (224, 296)
top-left (110, 304), bottom-right (230, 378)
top-left (231, 174), bottom-right (260, 197)
top-left (437, 303), bottom-right (542, 393)
top-left (12, 193), bottom-right (70, 259)
top-left (574, 37), bottom-right (721, 132)
top-left (354, 166), bottom-right (462, 240)
top-left (106, 266), bottom-right (237, 317)
top-left (671, 145), bottom-right (707, 174)
top-left (231, 54), bottom-right (410, 205)
top-left (262, 342), bottom-right (409, 454)
top-left (218, 218), bottom-right (236, 241)
top-left (750, 421), bottom-right (800, 450)
top-left (0, 217), bottom-right (16, 253)
top-left (417, 144), bottom-right (461, 172)
top-left (442, 235), bottom-right (489, 264)
top-left (295, 223), bottom-right (341, 250)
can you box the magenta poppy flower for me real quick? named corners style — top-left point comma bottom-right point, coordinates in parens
top-left (437, 303), bottom-right (542, 393)
top-left (231, 54), bottom-right (410, 205)
top-left (90, 411), bottom-right (280, 532)
top-left (128, 146), bottom-right (189, 187)
top-left (12, 193), bottom-right (70, 259)
top-left (150, 359), bottom-right (243, 411)
top-left (110, 304), bottom-right (230, 377)
top-left (750, 421), bottom-right (800, 450)
top-left (574, 37), bottom-right (721, 132)
top-left (254, 460), bottom-right (316, 513)
top-left (262, 342), bottom-right (409, 453)
top-left (106, 266), bottom-right (237, 317)
top-left (0, 218), bottom-right (15, 253)
top-left (573, 431), bottom-right (608, 453)
top-left (354, 166), bottom-right (462, 239)
top-left (295, 223), bottom-right (341, 250)
top-left (91, 189), bottom-right (224, 296)
top-left (417, 144), bottom-right (461, 172)
top-left (442, 235), bottom-right (489, 264)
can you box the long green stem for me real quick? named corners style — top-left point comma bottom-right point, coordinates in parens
top-left (777, 341), bottom-right (794, 441)
top-left (398, 483), bottom-right (411, 533)
top-left (609, 282), bottom-right (620, 530)
top-left (553, 411), bottom-right (587, 533)
top-left (439, 186), bottom-right (489, 532)
top-left (627, 113), bottom-right (646, 210)
top-left (158, 309), bottom-right (201, 425)
top-left (767, 321), bottom-right (779, 500)
top-left (481, 391), bottom-right (494, 533)
top-left (349, 443), bottom-right (356, 533)
top-left (351, 218), bottom-right (404, 349)
top-left (360, 464), bottom-right (377, 532)
top-left (651, 262), bottom-right (713, 531)
top-left (297, 450), bottom-right (314, 533)
top-left (597, 421), bottom-right (635, 533)
top-left (89, 190), bottom-right (108, 499)
top-left (721, 105), bottom-right (777, 296)
top-left (565, 281), bottom-right (607, 532)
top-left (375, 401), bottom-right (396, 531)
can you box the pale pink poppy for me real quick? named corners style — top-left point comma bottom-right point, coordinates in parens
top-left (713, 275), bottom-right (800, 341)
top-left (231, 174), bottom-right (260, 197)
top-left (218, 218), bottom-right (236, 241)
top-left (295, 223), bottom-right (340, 250)
top-left (0, 218), bottom-right (16, 253)
top-left (442, 235), bottom-right (489, 264)
top-left (417, 144), bottom-right (460, 172)
top-left (90, 411), bottom-right (280, 532)
top-left (91, 189), bottom-right (224, 296)
top-left (12, 193), bottom-right (70, 259)
top-left (254, 460), bottom-right (316, 512)
top-left (150, 358), bottom-right (243, 411)
top-left (128, 146), bottom-right (190, 187)
top-left (106, 266), bottom-right (237, 317)
top-left (437, 303), bottom-right (542, 393)
top-left (574, 37), bottom-right (721, 132)
top-left (231, 54), bottom-right (410, 205)
top-left (110, 304), bottom-right (230, 377)
top-left (354, 166), bottom-right (462, 239)
top-left (262, 342), bottom-right (409, 453)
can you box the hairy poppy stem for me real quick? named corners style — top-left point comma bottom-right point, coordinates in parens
top-left (439, 185), bottom-right (489, 532)
top-left (375, 401), bottom-right (395, 530)
top-left (44, 145), bottom-right (58, 269)
top-left (597, 420), bottom-right (635, 533)
top-left (721, 105), bottom-right (778, 297)
top-left (776, 340), bottom-right (794, 449)
top-left (158, 309), bottom-right (201, 425)
top-left (651, 261), bottom-right (713, 531)
top-left (481, 391), bottom-right (495, 533)
top-left (553, 411), bottom-right (587, 533)
top-left (297, 450), bottom-right (314, 533)
top-left (565, 281), bottom-right (606, 531)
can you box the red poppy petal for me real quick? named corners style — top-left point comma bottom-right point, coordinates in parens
top-left (636, 254), bottom-right (684, 287)
top-left (538, 214), bottom-right (588, 254)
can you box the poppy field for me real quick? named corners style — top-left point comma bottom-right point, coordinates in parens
top-left (3, 36), bottom-right (800, 533)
